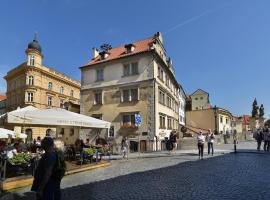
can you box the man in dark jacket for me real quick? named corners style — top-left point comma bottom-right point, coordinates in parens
top-left (31, 137), bottom-right (61, 200)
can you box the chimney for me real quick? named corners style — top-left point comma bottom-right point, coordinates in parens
top-left (92, 47), bottom-right (99, 59)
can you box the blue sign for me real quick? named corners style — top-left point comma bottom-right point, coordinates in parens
top-left (135, 114), bottom-right (142, 126)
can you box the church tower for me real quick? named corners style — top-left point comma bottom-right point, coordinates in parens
top-left (25, 34), bottom-right (43, 67)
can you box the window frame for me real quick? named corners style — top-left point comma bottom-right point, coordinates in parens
top-left (96, 68), bottom-right (104, 81)
top-left (48, 82), bottom-right (53, 90)
top-left (28, 76), bottom-right (34, 86)
top-left (29, 55), bottom-right (35, 66)
top-left (94, 91), bottom-right (103, 105)
top-left (27, 92), bottom-right (34, 102)
top-left (48, 96), bottom-right (53, 107)
top-left (60, 86), bottom-right (64, 94)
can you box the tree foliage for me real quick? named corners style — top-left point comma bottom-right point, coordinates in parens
top-left (259, 104), bottom-right (264, 118)
top-left (264, 119), bottom-right (270, 127)
top-left (252, 98), bottom-right (259, 118)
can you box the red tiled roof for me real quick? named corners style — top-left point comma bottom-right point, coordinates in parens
top-left (242, 115), bottom-right (251, 124)
top-left (82, 37), bottom-right (155, 67)
top-left (0, 95), bottom-right (6, 101)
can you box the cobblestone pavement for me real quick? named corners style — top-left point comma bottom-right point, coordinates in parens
top-left (4, 141), bottom-right (270, 200)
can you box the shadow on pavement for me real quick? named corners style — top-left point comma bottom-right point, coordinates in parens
top-left (8, 151), bottom-right (270, 200)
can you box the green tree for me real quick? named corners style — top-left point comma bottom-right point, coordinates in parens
top-left (264, 119), bottom-right (270, 127)
top-left (252, 98), bottom-right (259, 118)
top-left (259, 104), bottom-right (264, 118)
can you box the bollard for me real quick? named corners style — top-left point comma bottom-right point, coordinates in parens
top-left (234, 139), bottom-right (237, 153)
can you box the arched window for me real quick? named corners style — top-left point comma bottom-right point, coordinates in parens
top-left (29, 55), bottom-right (35, 66)
top-left (60, 86), bottom-right (64, 94)
top-left (28, 76), bottom-right (34, 86)
top-left (48, 82), bottom-right (53, 90)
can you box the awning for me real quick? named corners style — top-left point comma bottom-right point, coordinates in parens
top-left (0, 128), bottom-right (14, 139)
top-left (7, 106), bottom-right (110, 129)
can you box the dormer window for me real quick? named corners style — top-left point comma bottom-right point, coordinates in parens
top-left (29, 55), bottom-right (35, 66)
top-left (99, 51), bottom-right (109, 60)
top-left (124, 44), bottom-right (135, 53)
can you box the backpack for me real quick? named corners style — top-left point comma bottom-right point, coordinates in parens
top-left (54, 151), bottom-right (66, 181)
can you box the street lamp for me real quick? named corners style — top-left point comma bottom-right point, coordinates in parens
top-left (214, 105), bottom-right (218, 135)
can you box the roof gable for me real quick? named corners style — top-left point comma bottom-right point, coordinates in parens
top-left (190, 89), bottom-right (209, 96)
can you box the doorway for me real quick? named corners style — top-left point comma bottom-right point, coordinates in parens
top-left (140, 140), bottom-right (147, 152)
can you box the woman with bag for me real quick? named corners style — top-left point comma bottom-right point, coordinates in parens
top-left (207, 129), bottom-right (215, 156)
top-left (197, 131), bottom-right (206, 160)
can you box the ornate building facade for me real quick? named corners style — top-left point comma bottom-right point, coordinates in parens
top-left (4, 37), bottom-right (80, 140)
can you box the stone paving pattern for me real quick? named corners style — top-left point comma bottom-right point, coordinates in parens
top-left (3, 141), bottom-right (270, 200)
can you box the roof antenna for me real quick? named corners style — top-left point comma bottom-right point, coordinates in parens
top-left (34, 31), bottom-right (38, 41)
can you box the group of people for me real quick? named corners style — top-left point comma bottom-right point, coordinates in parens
top-left (197, 129), bottom-right (215, 159)
top-left (254, 126), bottom-right (270, 151)
top-left (0, 138), bottom-right (28, 159)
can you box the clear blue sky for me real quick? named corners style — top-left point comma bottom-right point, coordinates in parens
top-left (1, 0), bottom-right (270, 117)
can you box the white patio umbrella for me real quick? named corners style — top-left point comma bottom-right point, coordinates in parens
top-left (0, 128), bottom-right (14, 139)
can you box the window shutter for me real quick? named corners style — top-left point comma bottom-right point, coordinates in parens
top-left (101, 91), bottom-right (104, 104)
top-left (137, 88), bottom-right (140, 101)
top-left (120, 90), bottom-right (123, 102)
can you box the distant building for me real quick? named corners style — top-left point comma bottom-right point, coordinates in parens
top-left (189, 89), bottom-right (211, 111)
top-left (80, 32), bottom-right (180, 152)
top-left (186, 89), bottom-right (233, 134)
top-left (4, 36), bottom-right (80, 140)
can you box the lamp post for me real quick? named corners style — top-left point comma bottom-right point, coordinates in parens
top-left (214, 105), bottom-right (218, 135)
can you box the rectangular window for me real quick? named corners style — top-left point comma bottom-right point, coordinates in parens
top-left (70, 90), bottom-right (74, 97)
top-left (92, 114), bottom-right (103, 120)
top-left (27, 92), bottom-right (33, 102)
top-left (220, 116), bottom-right (223, 123)
top-left (48, 97), bottom-right (52, 107)
top-left (130, 89), bottom-right (138, 101)
top-left (159, 90), bottom-right (166, 105)
top-left (122, 88), bottom-right (139, 102)
top-left (159, 115), bottom-right (166, 129)
top-left (60, 99), bottom-right (64, 108)
top-left (29, 55), bottom-right (35, 66)
top-left (226, 118), bottom-right (228, 124)
top-left (94, 92), bottom-right (102, 105)
top-left (167, 96), bottom-right (172, 108)
top-left (122, 114), bottom-right (136, 126)
top-left (131, 63), bottom-right (138, 74)
top-left (123, 64), bottom-right (130, 76)
top-left (167, 117), bottom-right (172, 129)
top-left (28, 76), bottom-right (34, 86)
top-left (165, 74), bottom-right (169, 86)
top-left (123, 62), bottom-right (138, 76)
top-left (158, 67), bottom-right (164, 81)
top-left (109, 126), bottom-right (114, 137)
top-left (96, 69), bottom-right (104, 81)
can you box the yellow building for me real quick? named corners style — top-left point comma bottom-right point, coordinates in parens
top-left (4, 36), bottom-right (81, 140)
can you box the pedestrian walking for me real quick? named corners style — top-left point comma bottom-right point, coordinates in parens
top-left (168, 131), bottom-right (177, 154)
top-left (254, 129), bottom-right (263, 151)
top-left (197, 131), bottom-right (206, 159)
top-left (207, 129), bottom-right (215, 155)
top-left (263, 127), bottom-right (270, 151)
top-left (121, 137), bottom-right (129, 159)
top-left (31, 137), bottom-right (65, 200)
